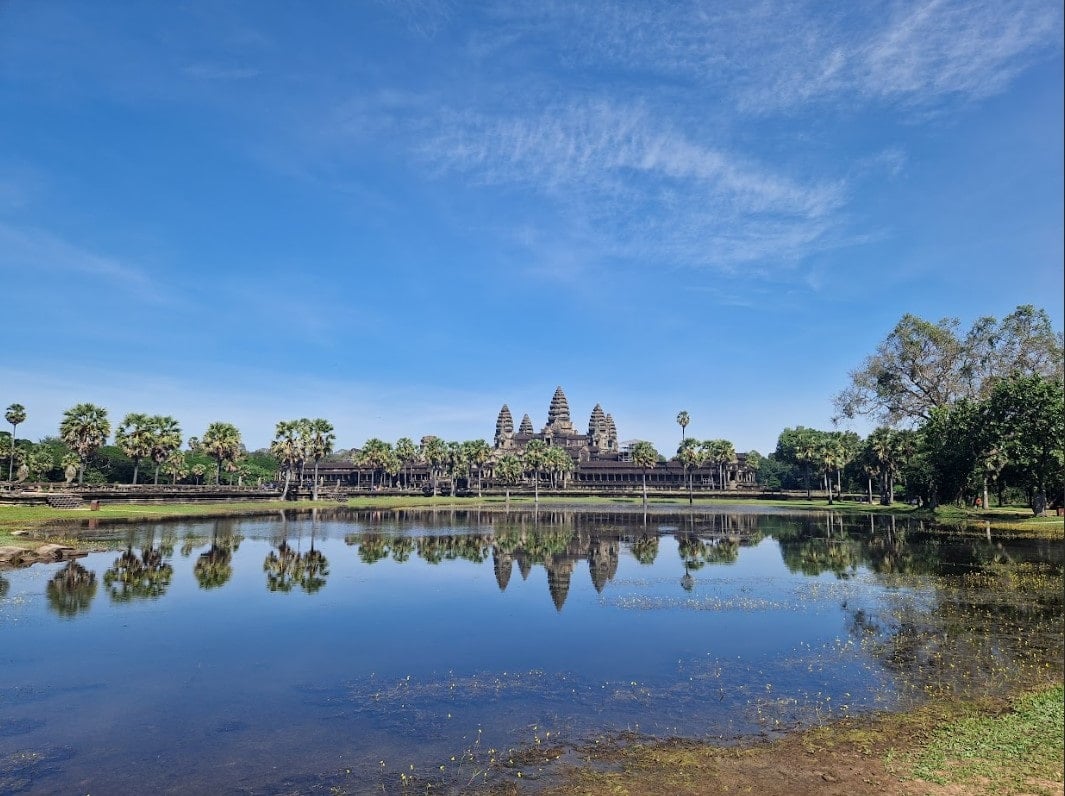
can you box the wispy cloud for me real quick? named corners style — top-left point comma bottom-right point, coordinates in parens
top-left (486, 1), bottom-right (1062, 113)
top-left (0, 222), bottom-right (165, 301)
top-left (418, 99), bottom-right (845, 271)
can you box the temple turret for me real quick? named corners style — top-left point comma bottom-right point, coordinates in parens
top-left (518, 414), bottom-right (534, 436)
top-left (545, 386), bottom-right (575, 433)
top-left (495, 405), bottom-right (515, 448)
top-left (605, 414), bottom-right (618, 452)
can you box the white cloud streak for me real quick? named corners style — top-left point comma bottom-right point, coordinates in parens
top-left (419, 100), bottom-right (845, 270)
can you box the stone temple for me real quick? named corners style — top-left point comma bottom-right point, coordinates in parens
top-left (494, 386), bottom-right (620, 463)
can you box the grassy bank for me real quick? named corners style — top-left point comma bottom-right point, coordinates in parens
top-left (544, 682), bottom-right (1065, 796)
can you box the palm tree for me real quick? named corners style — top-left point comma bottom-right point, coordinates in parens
top-left (201, 422), bottom-right (243, 485)
top-left (5, 403), bottom-right (26, 482)
top-left (271, 420), bottom-right (303, 499)
top-left (495, 454), bottom-right (523, 505)
top-left (148, 416), bottom-right (182, 485)
top-left (465, 439), bottom-right (492, 496)
top-left (420, 436), bottom-right (447, 495)
top-left (630, 440), bottom-right (659, 508)
top-left (357, 438), bottom-right (393, 490)
top-left (523, 439), bottom-right (549, 505)
top-left (304, 418), bottom-right (335, 500)
top-left (677, 437), bottom-right (701, 506)
top-left (395, 437), bottom-right (417, 490)
top-left (59, 403), bottom-right (111, 485)
top-left (545, 445), bottom-right (573, 490)
top-left (676, 410), bottom-right (690, 443)
top-left (116, 412), bottom-right (154, 485)
top-left (161, 450), bottom-right (188, 484)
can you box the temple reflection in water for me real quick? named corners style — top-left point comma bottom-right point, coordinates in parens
top-left (37, 507), bottom-right (1057, 617)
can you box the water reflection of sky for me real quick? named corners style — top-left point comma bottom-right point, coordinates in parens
top-left (1, 510), bottom-right (1060, 794)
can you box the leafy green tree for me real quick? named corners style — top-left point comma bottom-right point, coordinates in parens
top-left (630, 440), bottom-right (659, 507)
top-left (201, 422), bottom-right (243, 485)
top-left (5, 403), bottom-right (26, 482)
top-left (982, 374), bottom-right (1064, 514)
top-left (59, 403), bottom-right (111, 485)
top-left (834, 305), bottom-right (1063, 425)
top-left (116, 413), bottom-right (154, 485)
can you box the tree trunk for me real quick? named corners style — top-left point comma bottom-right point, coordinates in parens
top-left (642, 471), bottom-right (648, 508)
top-left (154, 465), bottom-right (160, 485)
top-left (132, 459), bottom-right (139, 485)
top-left (313, 461), bottom-right (320, 501)
top-left (280, 467), bottom-right (291, 500)
top-left (867, 476), bottom-right (873, 504)
top-left (826, 468), bottom-right (833, 505)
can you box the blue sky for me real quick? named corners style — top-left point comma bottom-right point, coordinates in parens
top-left (2, 1), bottom-right (1062, 456)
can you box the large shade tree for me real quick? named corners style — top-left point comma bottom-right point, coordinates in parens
top-left (59, 403), bottom-right (111, 485)
top-left (834, 305), bottom-right (1063, 426)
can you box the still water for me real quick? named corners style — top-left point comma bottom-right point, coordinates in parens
top-left (1, 508), bottom-right (1061, 793)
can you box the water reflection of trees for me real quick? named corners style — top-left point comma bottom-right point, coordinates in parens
top-left (264, 542), bottom-right (329, 594)
top-left (104, 529), bottom-right (173, 602)
top-left (194, 528), bottom-right (240, 590)
top-left (46, 560), bottom-right (97, 617)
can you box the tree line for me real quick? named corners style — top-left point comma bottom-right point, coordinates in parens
top-left (3, 305), bottom-right (1061, 511)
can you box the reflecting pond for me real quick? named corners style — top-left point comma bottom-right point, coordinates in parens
top-left (1, 508), bottom-right (1061, 793)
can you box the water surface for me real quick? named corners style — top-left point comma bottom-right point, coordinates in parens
top-left (1, 508), bottom-right (1060, 793)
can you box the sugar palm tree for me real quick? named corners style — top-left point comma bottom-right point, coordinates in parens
top-left (465, 439), bottom-right (492, 496)
top-left (201, 422), bottom-right (243, 485)
top-left (116, 412), bottom-right (154, 485)
top-left (394, 437), bottom-right (417, 490)
top-left (5, 403), bottom-right (26, 482)
top-left (676, 410), bottom-right (690, 443)
top-left (148, 415), bottom-right (182, 485)
top-left (271, 420), bottom-right (303, 499)
top-left (304, 418), bottom-right (335, 500)
top-left (495, 454), bottom-right (523, 505)
top-left (59, 403), bottom-right (111, 485)
top-left (523, 439), bottom-right (549, 505)
top-left (420, 435), bottom-right (447, 495)
top-left (677, 437), bottom-right (701, 506)
top-left (161, 450), bottom-right (188, 484)
top-left (545, 445), bottom-right (573, 490)
top-left (630, 440), bottom-right (659, 508)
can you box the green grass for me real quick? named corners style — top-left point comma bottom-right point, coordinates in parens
top-left (907, 684), bottom-right (1065, 794)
